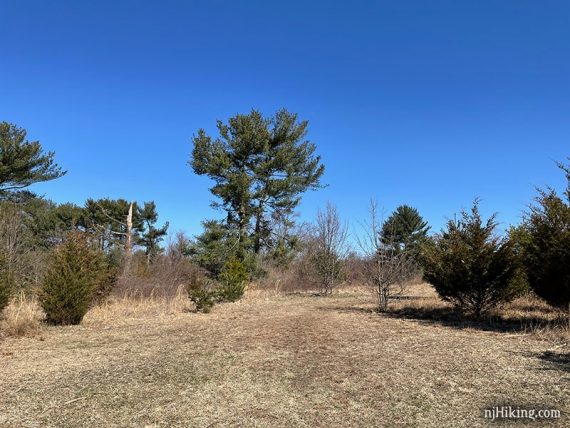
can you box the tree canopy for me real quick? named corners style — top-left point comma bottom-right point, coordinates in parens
top-left (138, 201), bottom-right (169, 263)
top-left (190, 109), bottom-right (325, 255)
top-left (0, 122), bottom-right (66, 198)
top-left (381, 204), bottom-right (429, 253)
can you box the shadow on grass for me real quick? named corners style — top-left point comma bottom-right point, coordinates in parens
top-left (536, 351), bottom-right (570, 372)
top-left (388, 295), bottom-right (425, 301)
top-left (385, 305), bottom-right (570, 334)
top-left (285, 291), bottom-right (327, 297)
top-left (514, 349), bottom-right (570, 373)
top-left (318, 305), bottom-right (378, 315)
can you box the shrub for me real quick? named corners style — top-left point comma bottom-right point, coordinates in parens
top-left (421, 200), bottom-right (523, 317)
top-left (92, 259), bottom-right (120, 304)
top-left (217, 257), bottom-right (248, 302)
top-left (185, 257), bottom-right (248, 310)
top-left (39, 232), bottom-right (107, 325)
top-left (185, 271), bottom-right (217, 313)
top-left (520, 161), bottom-right (570, 309)
top-left (507, 225), bottom-right (532, 295)
top-left (188, 287), bottom-right (217, 313)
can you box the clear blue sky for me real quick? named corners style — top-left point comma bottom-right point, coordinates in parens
top-left (1, 0), bottom-right (569, 240)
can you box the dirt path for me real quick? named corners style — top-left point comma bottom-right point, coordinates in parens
top-left (0, 292), bottom-right (568, 427)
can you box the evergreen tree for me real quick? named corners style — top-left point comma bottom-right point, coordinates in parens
top-left (81, 198), bottom-right (143, 251)
top-left (39, 232), bottom-right (108, 325)
top-left (0, 122), bottom-right (65, 199)
top-left (188, 220), bottom-right (243, 277)
top-left (381, 205), bottom-right (429, 254)
top-left (138, 201), bottom-right (169, 264)
top-left (190, 109), bottom-right (325, 256)
top-left (421, 200), bottom-right (522, 317)
top-left (263, 212), bottom-right (301, 269)
top-left (217, 256), bottom-right (248, 302)
top-left (22, 198), bottom-right (83, 249)
top-left (520, 160), bottom-right (570, 309)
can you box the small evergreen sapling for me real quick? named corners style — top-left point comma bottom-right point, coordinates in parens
top-left (217, 256), bottom-right (248, 302)
top-left (185, 271), bottom-right (217, 313)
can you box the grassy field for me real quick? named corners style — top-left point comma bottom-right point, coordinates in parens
top-left (0, 284), bottom-right (568, 427)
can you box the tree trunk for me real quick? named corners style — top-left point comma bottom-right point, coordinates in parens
top-left (253, 201), bottom-right (264, 254)
top-left (125, 203), bottom-right (133, 274)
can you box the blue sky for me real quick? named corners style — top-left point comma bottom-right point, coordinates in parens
top-left (1, 0), bottom-right (569, 241)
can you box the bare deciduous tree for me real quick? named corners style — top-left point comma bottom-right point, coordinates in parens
top-left (0, 202), bottom-right (26, 290)
top-left (358, 201), bottom-right (415, 311)
top-left (312, 203), bottom-right (349, 294)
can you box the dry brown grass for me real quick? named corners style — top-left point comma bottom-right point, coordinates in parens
top-left (389, 283), bottom-right (570, 342)
top-left (0, 283), bottom-right (568, 427)
top-left (84, 285), bottom-right (191, 327)
top-left (0, 292), bottom-right (42, 339)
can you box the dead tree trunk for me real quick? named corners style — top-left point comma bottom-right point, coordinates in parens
top-left (124, 202), bottom-right (134, 274)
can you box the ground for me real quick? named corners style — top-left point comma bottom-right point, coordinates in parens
top-left (0, 285), bottom-right (568, 427)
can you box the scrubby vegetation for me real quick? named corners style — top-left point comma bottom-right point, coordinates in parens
top-left (39, 232), bottom-right (111, 325)
top-left (421, 200), bottom-right (523, 317)
top-left (358, 201), bottom-right (419, 311)
top-left (0, 253), bottom-right (13, 314)
top-left (186, 278), bottom-right (217, 313)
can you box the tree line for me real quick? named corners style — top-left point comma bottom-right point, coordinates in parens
top-left (0, 112), bottom-right (569, 324)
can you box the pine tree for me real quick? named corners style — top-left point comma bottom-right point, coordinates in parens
top-left (381, 205), bottom-right (429, 254)
top-left (82, 198), bottom-right (135, 251)
top-left (138, 201), bottom-right (169, 264)
top-left (217, 256), bottom-right (248, 302)
top-left (0, 122), bottom-right (65, 199)
top-left (190, 109), bottom-right (325, 257)
top-left (188, 220), bottom-right (257, 278)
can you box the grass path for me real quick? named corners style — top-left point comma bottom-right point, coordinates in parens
top-left (0, 290), bottom-right (568, 427)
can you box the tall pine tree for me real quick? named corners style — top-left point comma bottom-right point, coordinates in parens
top-left (0, 122), bottom-right (65, 199)
top-left (190, 109), bottom-right (325, 256)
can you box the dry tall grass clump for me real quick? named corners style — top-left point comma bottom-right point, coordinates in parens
top-left (83, 285), bottom-right (190, 327)
top-left (0, 293), bottom-right (42, 338)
